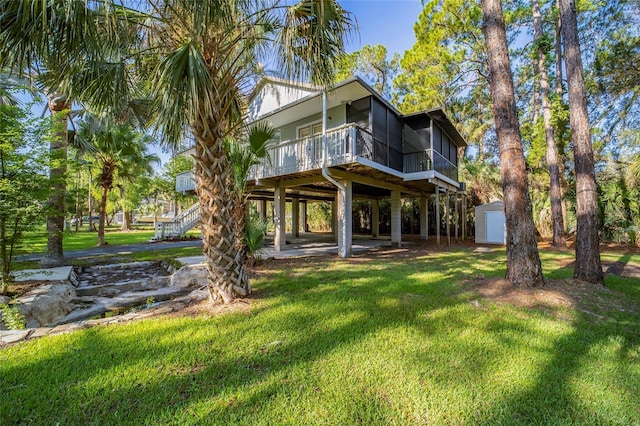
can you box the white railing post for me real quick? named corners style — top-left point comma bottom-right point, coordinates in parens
top-left (350, 125), bottom-right (357, 161)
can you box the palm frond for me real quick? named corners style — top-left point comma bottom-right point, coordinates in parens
top-left (151, 40), bottom-right (215, 147)
top-left (247, 121), bottom-right (276, 159)
top-left (278, 0), bottom-right (356, 87)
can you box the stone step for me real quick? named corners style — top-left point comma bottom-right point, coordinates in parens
top-left (51, 286), bottom-right (191, 325)
top-left (75, 276), bottom-right (170, 297)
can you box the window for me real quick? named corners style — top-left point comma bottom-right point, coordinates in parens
top-left (298, 122), bottom-right (323, 139)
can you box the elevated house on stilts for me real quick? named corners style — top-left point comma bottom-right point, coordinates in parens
top-left (172, 77), bottom-right (468, 255)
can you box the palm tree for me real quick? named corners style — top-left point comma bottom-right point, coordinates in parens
top-left (135, 0), bottom-right (354, 303)
top-left (0, 0), bottom-right (140, 266)
top-left (78, 116), bottom-right (157, 246)
top-left (226, 122), bottom-right (276, 263)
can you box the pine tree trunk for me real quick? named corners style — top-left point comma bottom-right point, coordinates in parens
top-left (194, 122), bottom-right (250, 304)
top-left (555, 0), bottom-right (570, 231)
top-left (555, 0), bottom-right (564, 99)
top-left (533, 0), bottom-right (566, 248)
top-left (40, 99), bottom-right (69, 268)
top-left (481, 0), bottom-right (545, 287)
top-left (559, 0), bottom-right (604, 284)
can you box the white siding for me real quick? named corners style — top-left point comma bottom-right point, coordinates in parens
top-left (475, 201), bottom-right (505, 244)
top-left (248, 82), bottom-right (317, 121)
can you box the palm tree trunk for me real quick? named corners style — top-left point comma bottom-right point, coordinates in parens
top-left (481, 0), bottom-right (545, 287)
top-left (119, 186), bottom-right (130, 231)
top-left (194, 124), bottom-right (250, 304)
top-left (121, 211), bottom-right (131, 231)
top-left (98, 186), bottom-right (108, 246)
top-left (40, 98), bottom-right (70, 268)
top-left (559, 0), bottom-right (604, 284)
top-left (533, 0), bottom-right (566, 248)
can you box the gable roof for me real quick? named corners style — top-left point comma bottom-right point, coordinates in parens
top-left (247, 76), bottom-right (320, 103)
top-left (251, 76), bottom-right (467, 147)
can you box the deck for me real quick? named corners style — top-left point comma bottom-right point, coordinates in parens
top-left (175, 123), bottom-right (459, 194)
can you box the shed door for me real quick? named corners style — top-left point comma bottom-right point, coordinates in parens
top-left (485, 211), bottom-right (506, 244)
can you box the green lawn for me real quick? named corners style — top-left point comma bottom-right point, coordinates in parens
top-left (20, 226), bottom-right (201, 253)
top-left (1, 247), bottom-right (639, 425)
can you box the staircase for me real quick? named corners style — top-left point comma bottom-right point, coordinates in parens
top-left (153, 203), bottom-right (200, 240)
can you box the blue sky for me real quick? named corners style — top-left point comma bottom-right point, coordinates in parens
top-left (341, 0), bottom-right (423, 57)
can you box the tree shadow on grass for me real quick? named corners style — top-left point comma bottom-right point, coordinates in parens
top-left (1, 253), bottom-right (468, 425)
top-left (475, 257), bottom-right (640, 425)
top-left (2, 248), bottom-right (638, 424)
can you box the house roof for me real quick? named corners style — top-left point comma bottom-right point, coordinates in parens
top-left (247, 76), bottom-right (320, 104)
top-left (252, 76), bottom-right (467, 147)
top-left (404, 109), bottom-right (467, 148)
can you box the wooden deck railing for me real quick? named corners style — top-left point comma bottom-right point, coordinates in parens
top-left (250, 123), bottom-right (357, 180)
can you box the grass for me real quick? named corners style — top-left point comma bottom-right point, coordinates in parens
top-left (19, 225), bottom-right (201, 253)
top-left (1, 246), bottom-right (640, 425)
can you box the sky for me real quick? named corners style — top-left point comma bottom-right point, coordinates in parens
top-left (341, 0), bottom-right (423, 56)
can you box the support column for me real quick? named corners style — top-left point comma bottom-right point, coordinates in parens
top-left (372, 198), bottom-right (380, 238)
top-left (461, 193), bottom-right (467, 241)
top-left (454, 194), bottom-right (459, 242)
top-left (445, 189), bottom-right (451, 247)
top-left (419, 196), bottom-right (429, 240)
top-left (337, 180), bottom-right (353, 257)
top-left (257, 199), bottom-right (267, 220)
top-left (292, 197), bottom-right (300, 238)
top-left (332, 196), bottom-right (338, 243)
top-left (274, 184), bottom-right (286, 251)
top-left (435, 187), bottom-right (441, 250)
top-left (301, 201), bottom-right (308, 233)
top-left (391, 191), bottom-right (402, 248)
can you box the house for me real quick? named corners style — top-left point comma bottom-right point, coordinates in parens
top-left (174, 76), bottom-right (468, 256)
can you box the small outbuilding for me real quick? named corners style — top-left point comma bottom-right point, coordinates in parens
top-left (475, 201), bottom-right (506, 245)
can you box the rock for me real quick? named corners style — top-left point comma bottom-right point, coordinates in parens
top-left (49, 322), bottom-right (89, 335)
top-left (30, 327), bottom-right (53, 339)
top-left (17, 283), bottom-right (76, 328)
top-left (0, 329), bottom-right (31, 345)
top-left (170, 265), bottom-right (207, 288)
top-left (0, 295), bottom-right (10, 305)
top-left (188, 288), bottom-right (209, 301)
top-left (52, 303), bottom-right (108, 326)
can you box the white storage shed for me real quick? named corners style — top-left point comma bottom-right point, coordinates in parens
top-left (475, 201), bottom-right (506, 244)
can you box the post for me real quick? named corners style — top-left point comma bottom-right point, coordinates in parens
top-left (391, 191), bottom-right (402, 248)
top-left (372, 198), bottom-right (379, 238)
top-left (337, 180), bottom-right (353, 257)
top-left (446, 189), bottom-right (451, 247)
top-left (435, 187), bottom-right (441, 250)
top-left (455, 194), bottom-right (459, 242)
top-left (274, 183), bottom-right (286, 251)
top-left (420, 196), bottom-right (429, 240)
top-left (301, 200), bottom-right (308, 233)
top-left (257, 199), bottom-right (267, 220)
top-left (292, 197), bottom-right (300, 238)
top-left (461, 193), bottom-right (467, 241)
top-left (332, 196), bottom-right (338, 243)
